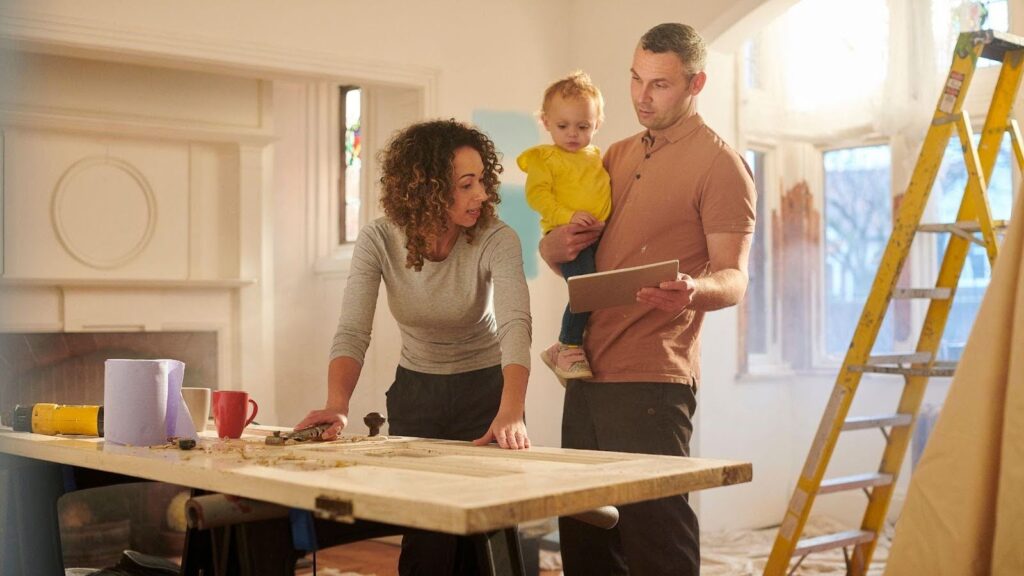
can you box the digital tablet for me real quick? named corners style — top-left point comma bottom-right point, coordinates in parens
top-left (567, 260), bottom-right (679, 313)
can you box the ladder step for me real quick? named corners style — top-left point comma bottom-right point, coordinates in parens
top-left (918, 220), bottom-right (1009, 233)
top-left (863, 352), bottom-right (932, 365)
top-left (893, 287), bottom-right (952, 299)
top-left (848, 364), bottom-right (956, 377)
top-left (842, 414), bottom-right (913, 431)
top-left (918, 220), bottom-right (1009, 247)
top-left (793, 529), bottom-right (875, 556)
top-left (849, 354), bottom-right (957, 377)
top-left (819, 473), bottom-right (894, 495)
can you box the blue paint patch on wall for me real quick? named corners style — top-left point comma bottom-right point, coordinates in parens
top-left (497, 184), bottom-right (540, 280)
top-left (473, 110), bottom-right (542, 279)
top-left (472, 109), bottom-right (540, 166)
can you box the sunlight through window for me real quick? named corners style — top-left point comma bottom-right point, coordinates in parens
top-left (779, 0), bottom-right (889, 114)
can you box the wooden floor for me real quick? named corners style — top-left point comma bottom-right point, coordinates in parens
top-left (295, 539), bottom-right (561, 576)
top-left (294, 516), bottom-right (892, 575)
top-left (295, 539), bottom-right (401, 575)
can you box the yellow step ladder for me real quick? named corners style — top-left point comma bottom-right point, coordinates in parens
top-left (764, 30), bottom-right (1024, 576)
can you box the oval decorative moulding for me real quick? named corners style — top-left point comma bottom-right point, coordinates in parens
top-left (51, 156), bottom-right (157, 269)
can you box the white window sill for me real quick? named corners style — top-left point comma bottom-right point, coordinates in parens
top-left (737, 362), bottom-right (853, 383)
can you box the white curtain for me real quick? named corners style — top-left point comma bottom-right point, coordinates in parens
top-left (743, 0), bottom-right (983, 143)
top-left (877, 0), bottom-right (945, 138)
top-left (775, 0), bottom-right (889, 136)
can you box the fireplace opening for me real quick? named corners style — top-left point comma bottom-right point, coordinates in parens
top-left (1, 330), bottom-right (218, 568)
top-left (0, 331), bottom-right (218, 422)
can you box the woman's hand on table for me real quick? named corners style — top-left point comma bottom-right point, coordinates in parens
top-left (474, 410), bottom-right (530, 450)
top-left (294, 408), bottom-right (348, 441)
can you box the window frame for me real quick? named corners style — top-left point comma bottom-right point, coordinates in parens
top-left (337, 86), bottom-right (364, 246)
top-left (740, 142), bottom-right (787, 373)
top-left (312, 82), bottom-right (376, 275)
top-left (311, 82), bottom-right (426, 277)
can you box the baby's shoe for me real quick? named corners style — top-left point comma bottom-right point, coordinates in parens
top-left (541, 343), bottom-right (593, 385)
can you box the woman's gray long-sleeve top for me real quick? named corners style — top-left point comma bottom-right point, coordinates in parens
top-left (330, 217), bottom-right (532, 374)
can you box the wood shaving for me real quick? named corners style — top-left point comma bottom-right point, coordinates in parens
top-left (144, 434), bottom-right (365, 470)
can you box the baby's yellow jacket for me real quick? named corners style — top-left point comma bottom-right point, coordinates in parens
top-left (517, 144), bottom-right (612, 233)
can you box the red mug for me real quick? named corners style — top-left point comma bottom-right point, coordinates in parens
top-left (212, 390), bottom-right (259, 439)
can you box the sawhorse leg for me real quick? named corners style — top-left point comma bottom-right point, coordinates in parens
top-left (311, 516), bottom-right (527, 576)
top-left (473, 527), bottom-right (526, 576)
top-left (180, 490), bottom-right (301, 576)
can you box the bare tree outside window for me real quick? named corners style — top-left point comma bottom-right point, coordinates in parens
top-left (932, 132), bottom-right (1014, 359)
top-left (823, 145), bottom-right (894, 358)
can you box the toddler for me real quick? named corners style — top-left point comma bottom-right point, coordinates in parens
top-left (517, 71), bottom-right (611, 381)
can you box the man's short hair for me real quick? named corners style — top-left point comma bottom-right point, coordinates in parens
top-left (640, 23), bottom-right (706, 74)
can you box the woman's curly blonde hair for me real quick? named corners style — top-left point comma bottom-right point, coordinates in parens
top-left (379, 119), bottom-right (503, 271)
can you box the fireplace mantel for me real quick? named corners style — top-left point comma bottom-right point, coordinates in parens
top-left (0, 49), bottom-right (276, 420)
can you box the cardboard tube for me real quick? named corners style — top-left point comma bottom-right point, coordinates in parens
top-left (569, 506), bottom-right (619, 530)
top-left (185, 494), bottom-right (289, 530)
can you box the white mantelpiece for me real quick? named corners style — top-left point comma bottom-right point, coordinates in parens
top-left (0, 7), bottom-right (439, 429)
top-left (0, 48), bottom-right (276, 419)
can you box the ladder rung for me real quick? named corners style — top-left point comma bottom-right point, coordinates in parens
top-left (863, 352), bottom-right (932, 365)
top-left (842, 414), bottom-right (913, 431)
top-left (848, 364), bottom-right (956, 377)
top-left (849, 352), bottom-right (953, 377)
top-left (793, 529), bottom-right (875, 556)
top-left (918, 220), bottom-right (1009, 233)
top-left (893, 287), bottom-right (952, 299)
top-left (819, 473), bottom-right (894, 495)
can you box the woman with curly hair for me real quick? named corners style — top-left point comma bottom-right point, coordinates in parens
top-left (296, 119), bottom-right (532, 574)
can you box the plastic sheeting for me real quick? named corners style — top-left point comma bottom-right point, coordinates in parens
top-left (885, 190), bottom-right (1023, 575)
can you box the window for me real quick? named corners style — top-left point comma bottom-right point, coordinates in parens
top-left (339, 87), bottom-right (363, 244)
top-left (823, 145), bottom-right (894, 359)
top-left (312, 81), bottom-right (424, 275)
top-left (744, 149), bottom-right (769, 356)
top-left (742, 38), bottom-right (762, 91)
top-left (778, 0), bottom-right (888, 119)
top-left (931, 132), bottom-right (1014, 359)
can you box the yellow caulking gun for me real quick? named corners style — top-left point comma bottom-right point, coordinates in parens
top-left (12, 403), bottom-right (104, 437)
